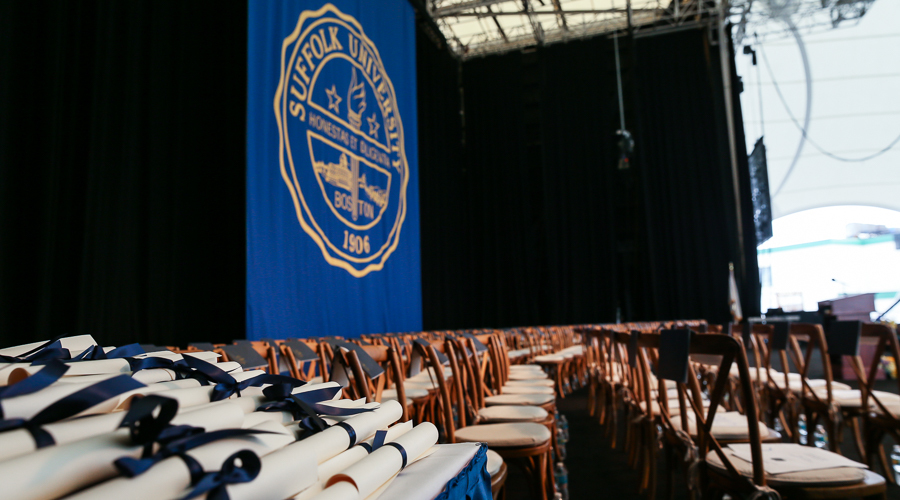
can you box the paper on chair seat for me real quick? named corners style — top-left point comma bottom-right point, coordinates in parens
top-left (0, 400), bottom-right (246, 500)
top-left (66, 420), bottom-right (296, 500)
top-left (727, 443), bottom-right (868, 474)
top-left (326, 422), bottom-right (439, 499)
top-left (226, 400), bottom-right (404, 500)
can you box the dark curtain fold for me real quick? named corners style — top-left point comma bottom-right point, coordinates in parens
top-left (0, 0), bottom-right (247, 348)
top-left (418, 27), bottom-right (759, 329)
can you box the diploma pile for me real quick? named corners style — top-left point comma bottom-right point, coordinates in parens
top-left (0, 335), bottom-right (440, 500)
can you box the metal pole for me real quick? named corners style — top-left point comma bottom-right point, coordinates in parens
top-left (716, 0), bottom-right (747, 281)
top-left (614, 34), bottom-right (626, 132)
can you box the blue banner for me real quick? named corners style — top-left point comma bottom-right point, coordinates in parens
top-left (247, 1), bottom-right (421, 339)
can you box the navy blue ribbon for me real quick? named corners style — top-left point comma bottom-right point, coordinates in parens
top-left (0, 374), bottom-right (146, 448)
top-left (180, 449), bottom-right (262, 500)
top-left (371, 429), bottom-right (388, 451)
top-left (181, 356), bottom-right (303, 401)
top-left (336, 421), bottom-right (358, 446)
top-left (0, 335), bottom-right (70, 363)
top-left (0, 360), bottom-right (69, 400)
top-left (384, 441), bottom-right (408, 469)
top-left (70, 343), bottom-right (145, 361)
top-left (115, 428), bottom-right (276, 477)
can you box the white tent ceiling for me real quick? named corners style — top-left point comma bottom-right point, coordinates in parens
top-left (737, 0), bottom-right (900, 219)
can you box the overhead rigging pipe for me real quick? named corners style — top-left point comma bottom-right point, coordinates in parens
top-left (716, 0), bottom-right (748, 285)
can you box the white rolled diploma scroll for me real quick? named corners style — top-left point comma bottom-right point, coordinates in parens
top-left (223, 400), bottom-right (404, 500)
top-left (6, 351), bottom-right (230, 385)
top-left (64, 419), bottom-right (297, 500)
top-left (293, 421), bottom-right (415, 500)
top-left (325, 422), bottom-right (439, 499)
top-left (0, 335), bottom-right (98, 358)
top-left (0, 390), bottom-right (244, 463)
top-left (241, 410), bottom-right (296, 428)
top-left (0, 399), bottom-right (247, 500)
top-left (0, 375), bottom-right (142, 421)
top-left (115, 369), bottom-right (266, 413)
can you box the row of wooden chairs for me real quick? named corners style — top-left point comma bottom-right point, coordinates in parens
top-left (581, 320), bottom-right (895, 499)
top-left (166, 328), bottom-right (588, 500)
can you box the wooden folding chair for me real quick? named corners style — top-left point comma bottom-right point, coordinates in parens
top-left (422, 340), bottom-right (555, 500)
top-left (642, 330), bottom-right (886, 499)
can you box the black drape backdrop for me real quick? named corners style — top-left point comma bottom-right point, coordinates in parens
top-left (0, 0), bottom-right (758, 348)
top-left (0, 0), bottom-right (247, 348)
top-left (417, 27), bottom-right (760, 330)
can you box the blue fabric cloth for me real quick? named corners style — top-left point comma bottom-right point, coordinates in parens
top-left (246, 0), bottom-right (422, 339)
top-left (435, 443), bottom-right (492, 500)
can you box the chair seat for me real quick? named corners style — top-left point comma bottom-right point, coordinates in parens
top-left (815, 389), bottom-right (900, 408)
top-left (670, 411), bottom-right (771, 440)
top-left (485, 393), bottom-right (555, 406)
top-left (478, 405), bottom-right (549, 423)
top-left (455, 422), bottom-right (551, 447)
top-left (706, 446), bottom-right (868, 487)
top-left (404, 380), bottom-right (437, 391)
top-left (639, 399), bottom-right (720, 414)
top-left (486, 449), bottom-right (504, 476)
top-left (507, 349), bottom-right (531, 358)
top-left (773, 378), bottom-right (852, 392)
top-left (408, 367), bottom-right (452, 382)
top-left (501, 385), bottom-right (555, 395)
top-left (510, 364), bottom-right (543, 370)
top-left (508, 371), bottom-right (550, 381)
top-left (509, 366), bottom-right (546, 373)
top-left (382, 387), bottom-right (429, 400)
top-left (506, 379), bottom-right (554, 387)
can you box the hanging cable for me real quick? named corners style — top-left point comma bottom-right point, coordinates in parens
top-left (758, 40), bottom-right (900, 170)
top-left (763, 23), bottom-right (811, 200)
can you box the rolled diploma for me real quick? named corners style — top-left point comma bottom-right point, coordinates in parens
top-left (112, 379), bottom-right (204, 410)
top-left (0, 400), bottom-right (246, 500)
top-left (65, 419), bottom-right (296, 500)
top-left (9, 359), bottom-right (132, 384)
top-left (293, 421), bottom-right (414, 500)
top-left (326, 422), bottom-right (439, 498)
top-left (7, 352), bottom-right (234, 385)
top-left (0, 375), bottom-right (140, 420)
top-left (0, 392), bottom-right (241, 462)
top-left (128, 360), bottom-right (242, 385)
top-left (309, 482), bottom-right (359, 500)
top-left (0, 335), bottom-right (98, 357)
top-left (241, 410), bottom-right (295, 428)
top-left (225, 400), bottom-right (403, 500)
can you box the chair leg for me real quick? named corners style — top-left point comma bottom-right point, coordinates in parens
top-left (848, 416), bottom-right (867, 462)
top-left (877, 444), bottom-right (893, 486)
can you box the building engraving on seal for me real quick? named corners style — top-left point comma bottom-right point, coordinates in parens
top-left (274, 3), bottom-right (409, 278)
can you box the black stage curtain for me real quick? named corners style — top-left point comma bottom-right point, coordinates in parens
top-left (418, 27), bottom-right (760, 329)
top-left (0, 0), bottom-right (247, 348)
top-left (0, 1), bottom-right (757, 349)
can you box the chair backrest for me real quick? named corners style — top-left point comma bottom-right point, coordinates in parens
top-left (640, 330), bottom-right (766, 488)
top-left (413, 340), bottom-right (457, 442)
top-left (279, 339), bottom-right (320, 380)
top-left (857, 322), bottom-right (900, 419)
